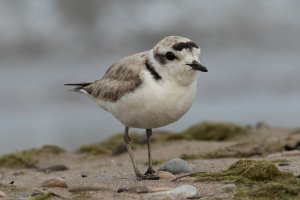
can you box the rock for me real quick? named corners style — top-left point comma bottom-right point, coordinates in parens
top-left (176, 177), bottom-right (197, 182)
top-left (38, 164), bottom-right (68, 173)
top-left (155, 171), bottom-right (176, 179)
top-left (267, 152), bottom-right (282, 158)
top-left (0, 191), bottom-right (6, 198)
top-left (143, 184), bottom-right (198, 200)
top-left (159, 158), bottom-right (194, 174)
top-left (69, 186), bottom-right (107, 192)
top-left (217, 184), bottom-right (236, 194)
top-left (117, 186), bottom-right (149, 193)
top-left (278, 163), bottom-right (289, 166)
top-left (149, 187), bottom-right (173, 193)
top-left (284, 141), bottom-right (300, 151)
top-left (256, 121), bottom-right (270, 130)
top-left (112, 143), bottom-right (127, 155)
top-left (282, 150), bottom-right (300, 157)
top-left (41, 177), bottom-right (68, 188)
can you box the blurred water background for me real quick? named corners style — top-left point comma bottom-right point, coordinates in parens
top-left (1, 0), bottom-right (300, 154)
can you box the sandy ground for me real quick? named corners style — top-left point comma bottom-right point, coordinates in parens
top-left (1, 126), bottom-right (300, 199)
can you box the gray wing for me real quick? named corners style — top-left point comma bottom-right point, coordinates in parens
top-left (82, 52), bottom-right (147, 102)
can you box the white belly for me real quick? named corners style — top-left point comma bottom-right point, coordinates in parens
top-left (96, 72), bottom-right (197, 129)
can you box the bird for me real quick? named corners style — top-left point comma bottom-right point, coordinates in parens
top-left (65, 36), bottom-right (207, 180)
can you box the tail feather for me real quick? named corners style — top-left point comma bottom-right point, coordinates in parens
top-left (64, 82), bottom-right (91, 92)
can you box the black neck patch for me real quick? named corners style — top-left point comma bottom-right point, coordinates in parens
top-left (172, 41), bottom-right (199, 51)
top-left (146, 60), bottom-right (162, 81)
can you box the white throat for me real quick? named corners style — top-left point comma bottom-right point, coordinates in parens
top-left (148, 49), bottom-right (198, 87)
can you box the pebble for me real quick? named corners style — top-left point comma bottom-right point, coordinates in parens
top-left (38, 164), bottom-right (68, 173)
top-left (117, 186), bottom-right (149, 193)
top-left (267, 152), bottom-right (282, 158)
top-left (143, 184), bottom-right (198, 200)
top-left (282, 150), bottom-right (300, 157)
top-left (256, 121), bottom-right (270, 130)
top-left (216, 184), bottom-right (236, 194)
top-left (41, 177), bottom-right (68, 188)
top-left (176, 177), bottom-right (197, 182)
top-left (69, 186), bottom-right (108, 192)
top-left (112, 143), bottom-right (127, 155)
top-left (155, 171), bottom-right (176, 179)
top-left (149, 186), bottom-right (173, 193)
top-left (159, 158), bottom-right (194, 174)
top-left (0, 191), bottom-right (6, 198)
top-left (278, 163), bottom-right (289, 166)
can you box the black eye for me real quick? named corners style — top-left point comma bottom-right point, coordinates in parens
top-left (165, 52), bottom-right (177, 61)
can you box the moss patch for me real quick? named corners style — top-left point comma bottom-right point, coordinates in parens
top-left (166, 122), bottom-right (247, 141)
top-left (195, 160), bottom-right (291, 184)
top-left (0, 145), bottom-right (65, 168)
top-left (290, 128), bottom-right (300, 135)
top-left (182, 122), bottom-right (246, 141)
top-left (181, 140), bottom-right (284, 160)
top-left (78, 132), bottom-right (144, 155)
top-left (193, 160), bottom-right (300, 199)
top-left (30, 192), bottom-right (60, 200)
top-left (241, 182), bottom-right (300, 199)
top-left (36, 145), bottom-right (65, 154)
top-left (0, 151), bottom-right (37, 168)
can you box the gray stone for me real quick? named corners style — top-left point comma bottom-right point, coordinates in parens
top-left (159, 158), bottom-right (194, 174)
top-left (38, 164), bottom-right (68, 173)
top-left (41, 177), bottom-right (68, 188)
top-left (69, 186), bottom-right (107, 192)
top-left (143, 184), bottom-right (198, 200)
top-left (217, 184), bottom-right (236, 194)
top-left (0, 190), bottom-right (6, 198)
top-left (117, 186), bottom-right (149, 193)
top-left (155, 171), bottom-right (176, 179)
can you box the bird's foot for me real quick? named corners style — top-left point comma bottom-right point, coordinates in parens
top-left (144, 167), bottom-right (156, 175)
top-left (136, 172), bottom-right (159, 180)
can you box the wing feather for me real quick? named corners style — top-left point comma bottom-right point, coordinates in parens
top-left (82, 52), bottom-right (147, 102)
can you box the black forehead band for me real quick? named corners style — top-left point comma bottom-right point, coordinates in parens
top-left (172, 41), bottom-right (199, 51)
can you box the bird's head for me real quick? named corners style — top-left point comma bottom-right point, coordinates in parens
top-left (149, 36), bottom-right (207, 86)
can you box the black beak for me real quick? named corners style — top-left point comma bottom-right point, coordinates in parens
top-left (187, 60), bottom-right (208, 72)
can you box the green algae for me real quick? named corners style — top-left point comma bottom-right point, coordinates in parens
top-left (195, 160), bottom-right (291, 184)
top-left (166, 122), bottom-right (247, 141)
top-left (0, 145), bottom-right (65, 168)
top-left (181, 140), bottom-right (284, 160)
top-left (193, 160), bottom-right (300, 200)
top-left (182, 122), bottom-right (246, 141)
top-left (30, 192), bottom-right (62, 200)
top-left (0, 151), bottom-right (37, 168)
top-left (78, 132), bottom-right (143, 155)
top-left (35, 145), bottom-right (65, 154)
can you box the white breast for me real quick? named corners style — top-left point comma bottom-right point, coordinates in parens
top-left (100, 70), bottom-right (197, 129)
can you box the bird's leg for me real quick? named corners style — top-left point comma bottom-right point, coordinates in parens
top-left (144, 129), bottom-right (156, 175)
top-left (123, 127), bottom-right (159, 180)
top-left (124, 127), bottom-right (142, 177)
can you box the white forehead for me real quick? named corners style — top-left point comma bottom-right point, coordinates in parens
top-left (153, 36), bottom-right (200, 53)
top-left (155, 36), bottom-right (191, 48)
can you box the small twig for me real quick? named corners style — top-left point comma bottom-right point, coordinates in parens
top-left (171, 172), bottom-right (205, 182)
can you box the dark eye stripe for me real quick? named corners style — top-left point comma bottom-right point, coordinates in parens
top-left (172, 41), bottom-right (199, 51)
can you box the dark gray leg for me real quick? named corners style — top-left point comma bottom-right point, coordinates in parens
top-left (144, 129), bottom-right (156, 175)
top-left (123, 127), bottom-right (142, 177)
top-left (123, 127), bottom-right (159, 180)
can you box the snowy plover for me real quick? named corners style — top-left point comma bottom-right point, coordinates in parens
top-left (65, 36), bottom-right (207, 180)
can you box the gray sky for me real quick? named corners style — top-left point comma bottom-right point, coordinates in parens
top-left (0, 0), bottom-right (299, 153)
